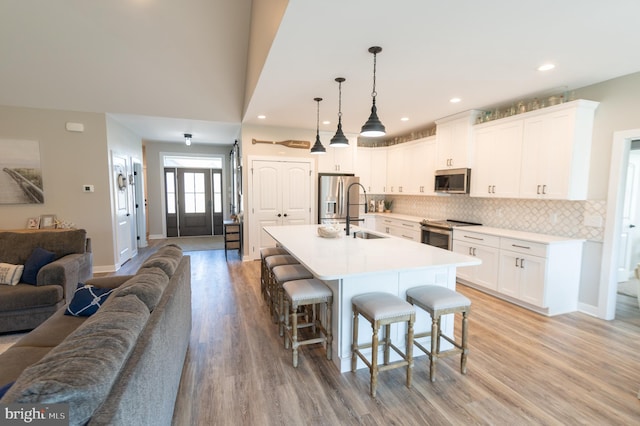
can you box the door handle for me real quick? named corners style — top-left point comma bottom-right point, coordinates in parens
top-left (630, 224), bottom-right (636, 228)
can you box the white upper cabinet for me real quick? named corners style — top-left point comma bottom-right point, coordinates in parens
top-left (471, 120), bottom-right (523, 198)
top-left (405, 137), bottom-right (436, 195)
top-left (317, 132), bottom-right (357, 173)
top-left (356, 146), bottom-right (387, 194)
top-left (385, 144), bottom-right (405, 194)
top-left (435, 111), bottom-right (480, 169)
top-left (471, 100), bottom-right (598, 200)
top-left (519, 101), bottom-right (598, 200)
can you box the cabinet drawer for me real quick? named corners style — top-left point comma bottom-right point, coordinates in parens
top-left (225, 225), bottom-right (240, 233)
top-left (453, 230), bottom-right (500, 247)
top-left (500, 238), bottom-right (547, 257)
top-left (226, 241), bottom-right (241, 249)
top-left (225, 234), bottom-right (240, 242)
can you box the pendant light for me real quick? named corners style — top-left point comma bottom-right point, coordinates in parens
top-left (330, 77), bottom-right (349, 147)
top-left (184, 133), bottom-right (192, 146)
top-left (310, 97), bottom-right (326, 154)
top-left (360, 46), bottom-right (386, 137)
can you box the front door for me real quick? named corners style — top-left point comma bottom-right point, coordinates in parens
top-left (165, 167), bottom-right (222, 237)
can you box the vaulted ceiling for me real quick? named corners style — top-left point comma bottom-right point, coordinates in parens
top-left (2, 1), bottom-right (640, 145)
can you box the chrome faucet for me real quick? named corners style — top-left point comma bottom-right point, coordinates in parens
top-left (345, 182), bottom-right (368, 236)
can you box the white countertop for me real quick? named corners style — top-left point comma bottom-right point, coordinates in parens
top-left (364, 212), bottom-right (427, 223)
top-left (457, 226), bottom-right (585, 244)
top-left (264, 224), bottom-right (480, 280)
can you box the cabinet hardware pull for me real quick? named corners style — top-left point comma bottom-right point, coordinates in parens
top-left (492, 185), bottom-right (496, 193)
top-left (401, 223), bottom-right (414, 227)
top-left (469, 247), bottom-right (473, 255)
top-left (488, 185), bottom-right (491, 193)
top-left (402, 235), bottom-right (411, 239)
top-left (464, 235), bottom-right (483, 240)
top-left (277, 213), bottom-right (282, 217)
top-left (515, 258), bottom-right (520, 267)
top-left (537, 185), bottom-right (541, 194)
top-left (542, 184), bottom-right (547, 195)
top-left (512, 244), bottom-right (531, 249)
top-left (520, 258), bottom-right (525, 268)
top-left (472, 248), bottom-right (477, 256)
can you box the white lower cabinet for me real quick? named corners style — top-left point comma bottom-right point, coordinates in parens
top-left (454, 228), bottom-right (583, 316)
top-left (376, 217), bottom-right (421, 243)
top-left (498, 249), bottom-right (546, 307)
top-left (453, 231), bottom-right (500, 291)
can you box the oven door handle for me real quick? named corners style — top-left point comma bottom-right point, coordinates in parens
top-left (421, 226), bottom-right (451, 236)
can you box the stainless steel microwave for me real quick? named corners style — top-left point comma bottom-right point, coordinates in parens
top-left (434, 168), bottom-right (471, 194)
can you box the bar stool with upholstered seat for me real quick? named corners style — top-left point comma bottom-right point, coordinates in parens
top-left (406, 285), bottom-right (471, 382)
top-left (264, 254), bottom-right (298, 317)
top-left (351, 292), bottom-right (415, 397)
top-left (271, 263), bottom-right (314, 335)
top-left (282, 278), bottom-right (333, 368)
top-left (260, 247), bottom-right (290, 301)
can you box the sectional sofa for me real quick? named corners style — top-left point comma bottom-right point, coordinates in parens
top-left (0, 244), bottom-right (192, 426)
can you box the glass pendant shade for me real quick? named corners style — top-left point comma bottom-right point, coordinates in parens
top-left (310, 97), bottom-right (326, 154)
top-left (330, 77), bottom-right (349, 147)
top-left (360, 46), bottom-right (386, 138)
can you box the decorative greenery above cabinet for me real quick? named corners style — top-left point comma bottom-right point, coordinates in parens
top-left (471, 99), bottom-right (599, 200)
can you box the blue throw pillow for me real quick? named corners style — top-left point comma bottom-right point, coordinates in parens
top-left (65, 283), bottom-right (114, 317)
top-left (21, 247), bottom-right (56, 285)
top-left (0, 381), bottom-right (13, 398)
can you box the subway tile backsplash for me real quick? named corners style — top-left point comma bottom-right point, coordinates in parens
top-left (383, 195), bottom-right (606, 241)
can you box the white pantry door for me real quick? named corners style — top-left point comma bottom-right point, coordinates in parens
top-left (249, 159), bottom-right (312, 259)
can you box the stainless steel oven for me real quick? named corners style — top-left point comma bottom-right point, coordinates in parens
top-left (420, 219), bottom-right (481, 250)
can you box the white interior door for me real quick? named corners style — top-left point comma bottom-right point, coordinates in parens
top-left (112, 152), bottom-right (133, 267)
top-left (249, 158), bottom-right (312, 259)
top-left (617, 151), bottom-right (640, 281)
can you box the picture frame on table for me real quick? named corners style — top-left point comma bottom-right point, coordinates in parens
top-left (26, 217), bottom-right (40, 229)
top-left (39, 214), bottom-right (57, 229)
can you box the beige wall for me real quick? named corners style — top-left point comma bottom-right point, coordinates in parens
top-left (0, 105), bottom-right (115, 268)
top-left (573, 71), bottom-right (640, 199)
top-left (143, 141), bottom-right (233, 238)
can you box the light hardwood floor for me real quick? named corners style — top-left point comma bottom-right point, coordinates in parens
top-left (119, 245), bottom-right (640, 424)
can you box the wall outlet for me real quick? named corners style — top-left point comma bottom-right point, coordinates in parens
top-left (584, 214), bottom-right (603, 228)
top-left (83, 184), bottom-right (94, 193)
top-left (550, 213), bottom-right (558, 224)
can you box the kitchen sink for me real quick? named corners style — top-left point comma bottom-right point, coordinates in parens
top-left (352, 231), bottom-right (387, 240)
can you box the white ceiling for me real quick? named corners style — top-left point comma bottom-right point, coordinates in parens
top-left (2, 1), bottom-right (640, 145)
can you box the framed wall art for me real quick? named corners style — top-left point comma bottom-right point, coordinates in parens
top-left (0, 139), bottom-right (44, 204)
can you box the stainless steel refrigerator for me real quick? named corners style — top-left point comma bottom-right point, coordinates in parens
top-left (318, 174), bottom-right (361, 224)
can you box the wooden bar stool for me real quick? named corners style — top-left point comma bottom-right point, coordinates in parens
top-left (264, 254), bottom-right (298, 317)
top-left (282, 278), bottom-right (333, 368)
top-left (260, 247), bottom-right (289, 301)
top-left (406, 285), bottom-right (471, 382)
top-left (351, 292), bottom-right (415, 397)
top-left (272, 264), bottom-right (314, 335)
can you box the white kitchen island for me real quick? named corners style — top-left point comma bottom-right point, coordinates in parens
top-left (263, 224), bottom-right (480, 373)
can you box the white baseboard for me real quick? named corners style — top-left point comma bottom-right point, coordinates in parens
top-left (149, 234), bottom-right (165, 240)
top-left (93, 265), bottom-right (117, 274)
top-left (577, 302), bottom-right (600, 318)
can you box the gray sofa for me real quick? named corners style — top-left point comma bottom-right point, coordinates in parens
top-left (0, 244), bottom-right (191, 426)
top-left (0, 229), bottom-right (93, 333)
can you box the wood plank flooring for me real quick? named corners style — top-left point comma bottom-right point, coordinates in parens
top-left (120, 245), bottom-right (640, 424)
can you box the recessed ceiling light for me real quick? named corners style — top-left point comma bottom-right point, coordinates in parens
top-left (257, 115), bottom-right (266, 119)
top-left (400, 117), bottom-right (409, 122)
top-left (450, 97), bottom-right (461, 103)
top-left (323, 120), bottom-right (331, 125)
top-left (538, 63), bottom-right (555, 71)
